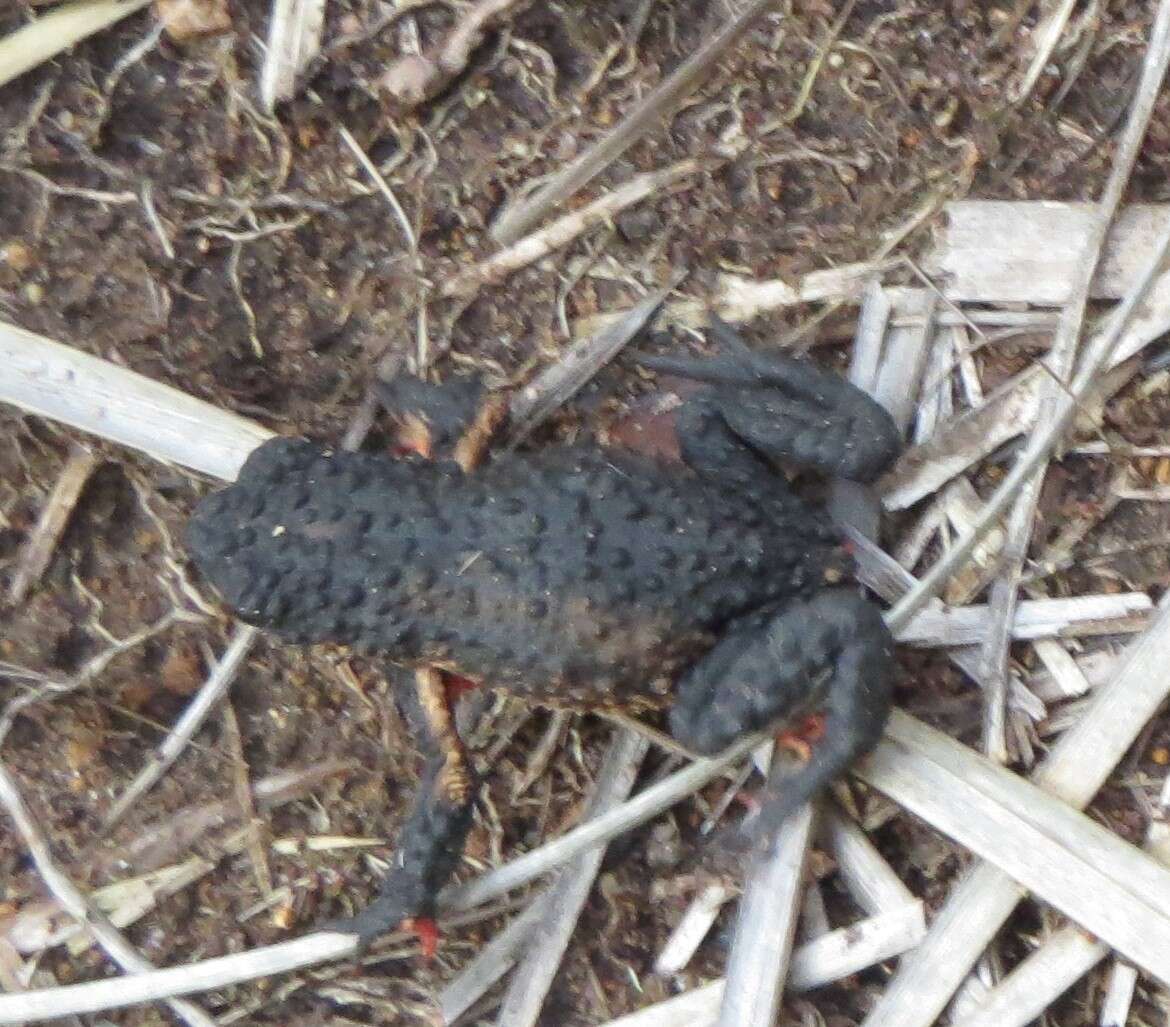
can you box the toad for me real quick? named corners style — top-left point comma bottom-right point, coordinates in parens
top-left (187, 318), bottom-right (901, 943)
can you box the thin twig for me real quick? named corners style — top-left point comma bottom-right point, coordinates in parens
top-left (0, 763), bottom-right (216, 1027)
top-left (442, 159), bottom-right (710, 299)
top-left (8, 442), bottom-right (99, 605)
top-left (1, 320), bottom-right (273, 482)
top-left (491, 0), bottom-right (782, 244)
top-left (495, 730), bottom-right (648, 1026)
top-left (104, 626), bottom-right (258, 828)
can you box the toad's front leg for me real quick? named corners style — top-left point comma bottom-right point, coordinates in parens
top-left (326, 667), bottom-right (476, 946)
top-left (668, 589), bottom-right (895, 848)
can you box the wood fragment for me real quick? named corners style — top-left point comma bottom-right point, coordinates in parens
top-left (8, 443), bottom-right (100, 605)
top-left (440, 159), bottom-right (710, 299)
top-left (0, 0), bottom-right (152, 90)
top-left (895, 592), bottom-right (1149, 647)
top-left (496, 730), bottom-right (648, 1027)
top-left (929, 201), bottom-right (1170, 304)
top-left (653, 882), bottom-right (735, 977)
top-left (1098, 960), bottom-right (1139, 1027)
top-left (860, 598), bottom-right (1170, 1027)
top-left (600, 903), bottom-right (926, 1027)
top-left (716, 800), bottom-right (815, 1027)
top-left (950, 925), bottom-right (1107, 1027)
top-left (258, 0), bottom-right (324, 110)
top-left (859, 710), bottom-right (1170, 987)
top-left (1, 320), bottom-right (272, 483)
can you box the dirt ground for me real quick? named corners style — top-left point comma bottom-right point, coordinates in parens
top-left (2, 1), bottom-right (1169, 1024)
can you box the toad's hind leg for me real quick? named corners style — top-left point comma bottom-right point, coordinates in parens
top-left (327, 667), bottom-right (476, 944)
top-left (668, 589), bottom-right (895, 844)
top-left (649, 316), bottom-right (901, 483)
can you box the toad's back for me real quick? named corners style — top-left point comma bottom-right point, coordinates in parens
top-left (188, 438), bottom-right (841, 706)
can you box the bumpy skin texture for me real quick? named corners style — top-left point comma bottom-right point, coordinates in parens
top-left (188, 332), bottom-right (902, 939)
top-left (189, 441), bottom-right (847, 707)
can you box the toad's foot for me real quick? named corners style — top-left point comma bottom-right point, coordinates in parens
top-left (670, 588), bottom-right (895, 850)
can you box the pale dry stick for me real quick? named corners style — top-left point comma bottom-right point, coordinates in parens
top-left (1027, 641), bottom-right (1102, 702)
top-left (978, 0), bottom-right (1151, 763)
top-left (892, 309), bottom-right (1060, 330)
top-left (0, 734), bottom-right (765, 1023)
top-left (1098, 961), bottom-right (1139, 1027)
top-left (8, 442), bottom-right (99, 604)
top-left (879, 367), bottom-right (1044, 511)
top-left (0, 0), bottom-right (152, 90)
top-left (826, 281), bottom-right (892, 541)
top-left (1113, 484), bottom-right (1170, 501)
top-left (950, 925), bottom-right (1107, 1027)
top-left (1013, 0), bottom-right (1079, 103)
top-left (885, 205), bottom-right (1170, 636)
top-left (1072, 440), bottom-right (1170, 457)
top-left (572, 258), bottom-right (896, 339)
top-left (1, 320), bottom-right (272, 482)
top-left (104, 625), bottom-right (258, 828)
top-left (716, 802), bottom-right (816, 1027)
top-left (438, 898), bottom-right (547, 1025)
top-left (491, 0), bottom-right (781, 244)
top-left (861, 600), bottom-right (1170, 1027)
top-left (495, 730), bottom-right (648, 1027)
top-left (441, 159), bottom-right (710, 299)
top-left (956, 809), bottom-right (1170, 1026)
top-left (259, 0), bottom-right (325, 111)
top-left (895, 591), bottom-right (1152, 648)
top-left (928, 201), bottom-right (1170, 306)
top-left (601, 903), bottom-right (927, 1027)
top-left (0, 764), bottom-right (216, 1027)
top-left (820, 805), bottom-right (916, 916)
top-left (859, 709), bottom-right (1170, 985)
top-left (653, 882), bottom-right (736, 976)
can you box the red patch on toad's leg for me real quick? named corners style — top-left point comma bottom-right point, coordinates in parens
top-left (402, 916), bottom-right (439, 959)
top-left (775, 714), bottom-right (827, 763)
top-left (442, 672), bottom-right (479, 706)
